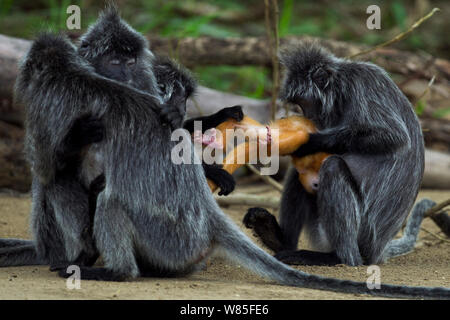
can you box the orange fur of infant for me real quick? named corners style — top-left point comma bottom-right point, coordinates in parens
top-left (208, 115), bottom-right (330, 194)
top-left (292, 152), bottom-right (329, 194)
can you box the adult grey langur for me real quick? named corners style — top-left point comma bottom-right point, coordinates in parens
top-left (0, 8), bottom-right (183, 269)
top-left (244, 43), bottom-right (435, 267)
top-left (0, 7), bottom-right (238, 269)
top-left (15, 32), bottom-right (450, 299)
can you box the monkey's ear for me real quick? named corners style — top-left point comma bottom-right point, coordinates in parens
top-left (312, 67), bottom-right (330, 89)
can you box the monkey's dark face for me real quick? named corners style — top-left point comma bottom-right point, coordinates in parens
top-left (283, 72), bottom-right (328, 124)
top-left (95, 53), bottom-right (137, 84)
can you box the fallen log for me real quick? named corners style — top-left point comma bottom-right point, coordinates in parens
top-left (2, 34), bottom-right (450, 124)
top-left (0, 34), bottom-right (449, 191)
top-left (0, 120), bottom-right (30, 192)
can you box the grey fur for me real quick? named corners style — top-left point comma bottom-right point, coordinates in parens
top-left (245, 42), bottom-right (431, 268)
top-left (14, 33), bottom-right (450, 299)
top-left (0, 7), bottom-right (163, 268)
top-left (384, 199), bottom-right (435, 258)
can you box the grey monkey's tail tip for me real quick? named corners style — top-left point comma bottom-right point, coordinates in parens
top-left (298, 273), bottom-right (450, 299)
top-left (215, 214), bottom-right (450, 300)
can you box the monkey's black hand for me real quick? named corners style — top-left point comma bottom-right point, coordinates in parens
top-left (217, 105), bottom-right (244, 123)
top-left (67, 114), bottom-right (105, 151)
top-left (203, 164), bottom-right (235, 196)
top-left (160, 81), bottom-right (187, 130)
top-left (89, 174), bottom-right (106, 195)
top-left (292, 133), bottom-right (321, 158)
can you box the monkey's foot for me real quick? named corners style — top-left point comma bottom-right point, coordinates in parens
top-left (243, 208), bottom-right (284, 252)
top-left (219, 105), bottom-right (244, 122)
top-left (431, 212), bottom-right (450, 237)
top-left (204, 164), bottom-right (235, 196)
top-left (57, 266), bottom-right (127, 281)
top-left (50, 263), bottom-right (71, 272)
top-left (274, 250), bottom-right (341, 266)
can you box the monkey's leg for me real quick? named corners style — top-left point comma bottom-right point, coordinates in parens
top-left (183, 106), bottom-right (243, 133)
top-left (431, 212), bottom-right (450, 237)
top-left (272, 169), bottom-right (343, 266)
top-left (279, 168), bottom-right (317, 251)
top-left (243, 168), bottom-right (315, 253)
top-left (44, 178), bottom-right (98, 269)
top-left (315, 156), bottom-right (363, 266)
top-left (58, 193), bottom-right (138, 281)
top-left (276, 157), bottom-right (363, 266)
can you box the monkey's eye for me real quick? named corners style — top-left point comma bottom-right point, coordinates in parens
top-left (109, 59), bottom-right (121, 66)
top-left (127, 58), bottom-right (136, 66)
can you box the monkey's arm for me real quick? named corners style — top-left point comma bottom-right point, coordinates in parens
top-left (183, 106), bottom-right (244, 133)
top-left (293, 124), bottom-right (409, 157)
top-left (55, 114), bottom-right (104, 173)
top-left (294, 98), bottom-right (411, 157)
top-left (16, 33), bottom-right (163, 183)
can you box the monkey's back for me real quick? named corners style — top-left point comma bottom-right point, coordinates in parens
top-left (101, 104), bottom-right (218, 271)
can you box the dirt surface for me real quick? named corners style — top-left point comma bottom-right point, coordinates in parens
top-left (0, 186), bottom-right (448, 300)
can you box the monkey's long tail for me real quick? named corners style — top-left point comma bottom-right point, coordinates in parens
top-left (213, 212), bottom-right (450, 299)
top-left (0, 239), bottom-right (45, 267)
top-left (384, 198), bottom-right (434, 259)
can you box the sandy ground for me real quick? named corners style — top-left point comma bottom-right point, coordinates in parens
top-left (0, 185), bottom-right (448, 300)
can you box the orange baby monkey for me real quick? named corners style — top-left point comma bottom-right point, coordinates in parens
top-left (204, 115), bottom-right (330, 194)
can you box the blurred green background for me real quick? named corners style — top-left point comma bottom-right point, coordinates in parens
top-left (1, 0), bottom-right (448, 101)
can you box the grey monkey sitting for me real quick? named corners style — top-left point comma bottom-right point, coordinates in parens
top-left (244, 43), bottom-right (435, 267)
top-left (16, 31), bottom-right (450, 299)
top-left (0, 7), bottom-right (236, 269)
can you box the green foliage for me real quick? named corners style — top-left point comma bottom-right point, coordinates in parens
top-left (194, 65), bottom-right (269, 99)
top-left (279, 0), bottom-right (293, 37)
top-left (415, 100), bottom-right (426, 116)
top-left (0, 0), bottom-right (447, 99)
top-left (432, 107), bottom-right (450, 119)
top-left (48, 0), bottom-right (72, 30)
top-left (391, 0), bottom-right (407, 30)
top-left (0, 0), bottom-right (14, 17)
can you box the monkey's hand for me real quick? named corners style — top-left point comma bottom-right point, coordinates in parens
top-left (291, 133), bottom-right (321, 158)
top-left (160, 81), bottom-right (187, 130)
top-left (56, 114), bottom-right (104, 171)
top-left (203, 163), bottom-right (235, 196)
top-left (66, 114), bottom-right (105, 151)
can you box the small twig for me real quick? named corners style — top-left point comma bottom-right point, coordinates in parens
top-left (420, 227), bottom-right (450, 243)
top-left (246, 164), bottom-right (283, 192)
top-left (425, 198), bottom-right (450, 218)
top-left (415, 75), bottom-right (436, 107)
top-left (215, 192), bottom-right (280, 209)
top-left (347, 8), bottom-right (440, 59)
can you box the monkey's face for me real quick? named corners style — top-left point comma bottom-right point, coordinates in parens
top-left (95, 53), bottom-right (137, 85)
top-left (282, 65), bottom-right (335, 125)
